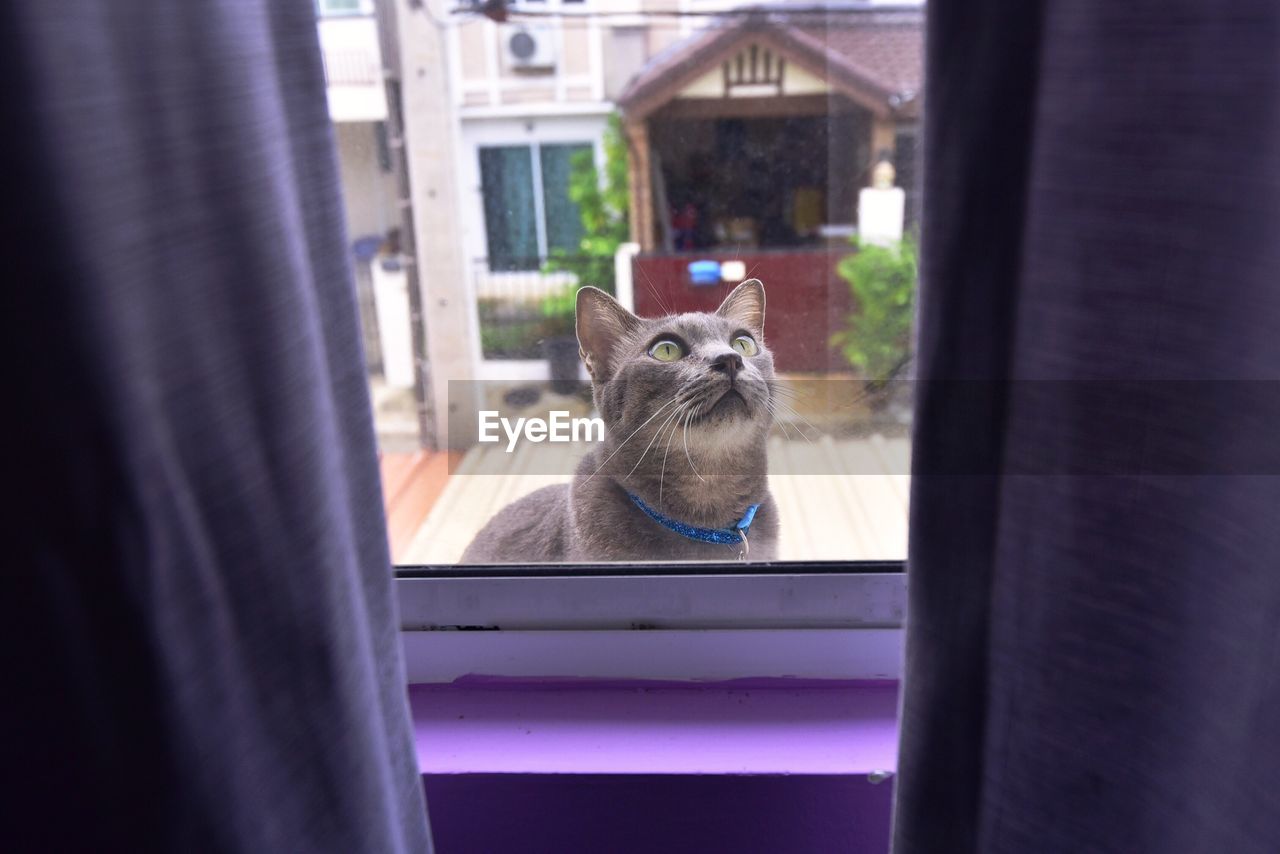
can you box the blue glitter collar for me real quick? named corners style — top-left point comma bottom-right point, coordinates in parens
top-left (625, 491), bottom-right (761, 548)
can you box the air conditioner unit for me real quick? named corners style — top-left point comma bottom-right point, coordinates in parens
top-left (503, 24), bottom-right (556, 70)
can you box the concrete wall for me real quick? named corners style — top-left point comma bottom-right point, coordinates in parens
top-left (448, 13), bottom-right (609, 113)
top-left (395, 0), bottom-right (478, 448)
top-left (603, 25), bottom-right (649, 100)
top-left (333, 121), bottom-right (399, 242)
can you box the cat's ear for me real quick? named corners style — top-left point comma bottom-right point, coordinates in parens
top-left (716, 278), bottom-right (765, 335)
top-left (576, 286), bottom-right (641, 381)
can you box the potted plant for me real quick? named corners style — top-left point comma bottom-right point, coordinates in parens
top-left (831, 237), bottom-right (918, 415)
top-left (539, 283), bottom-right (582, 394)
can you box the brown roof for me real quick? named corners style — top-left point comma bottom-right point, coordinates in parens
top-left (794, 12), bottom-right (923, 100)
top-left (617, 7), bottom-right (924, 120)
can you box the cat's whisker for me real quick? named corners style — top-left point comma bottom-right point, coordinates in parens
top-left (766, 398), bottom-right (818, 444)
top-left (766, 401), bottom-right (798, 441)
top-left (681, 410), bottom-right (707, 482)
top-left (786, 421), bottom-right (818, 444)
top-left (635, 263), bottom-right (675, 318)
top-left (658, 403), bottom-right (686, 508)
top-left (767, 382), bottom-right (813, 405)
top-left (778, 407), bottom-right (819, 445)
top-left (582, 396), bottom-right (683, 484)
top-left (769, 387), bottom-right (808, 403)
top-left (626, 403), bottom-right (685, 480)
top-left (783, 407), bottom-right (821, 443)
top-left (768, 403), bottom-right (797, 442)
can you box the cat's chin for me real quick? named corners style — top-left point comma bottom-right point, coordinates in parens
top-left (683, 391), bottom-right (767, 451)
top-left (685, 390), bottom-right (750, 429)
top-left (709, 388), bottom-right (748, 416)
top-left (683, 419), bottom-right (765, 458)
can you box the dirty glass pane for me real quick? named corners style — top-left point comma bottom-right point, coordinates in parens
top-left (339, 3), bottom-right (925, 566)
top-left (479, 146), bottom-right (538, 272)
top-left (540, 143), bottom-right (591, 255)
top-left (317, 0), bottom-right (361, 16)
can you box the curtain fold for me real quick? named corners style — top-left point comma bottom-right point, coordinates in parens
top-left (4, 2), bottom-right (431, 851)
top-left (896, 2), bottom-right (1280, 852)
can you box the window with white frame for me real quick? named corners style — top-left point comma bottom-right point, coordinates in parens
top-left (479, 142), bottom-right (593, 271)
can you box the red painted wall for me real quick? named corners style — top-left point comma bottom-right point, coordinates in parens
top-left (632, 249), bottom-right (855, 373)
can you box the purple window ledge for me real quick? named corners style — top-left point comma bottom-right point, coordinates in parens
top-left (409, 678), bottom-right (900, 777)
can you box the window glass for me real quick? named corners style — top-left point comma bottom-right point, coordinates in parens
top-left (317, 0), bottom-right (363, 17)
top-left (334, 2), bottom-right (924, 566)
top-left (540, 143), bottom-right (591, 256)
top-left (479, 146), bottom-right (539, 271)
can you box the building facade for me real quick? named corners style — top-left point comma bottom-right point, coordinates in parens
top-left (327, 0), bottom-right (923, 446)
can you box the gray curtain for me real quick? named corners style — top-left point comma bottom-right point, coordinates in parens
top-left (4, 1), bottom-right (431, 851)
top-left (896, 2), bottom-right (1280, 853)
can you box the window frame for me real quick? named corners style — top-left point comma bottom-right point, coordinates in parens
top-left (397, 560), bottom-right (905, 684)
top-left (400, 13), bottom-right (918, 665)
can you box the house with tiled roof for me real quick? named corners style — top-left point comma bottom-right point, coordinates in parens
top-left (360, 0), bottom-right (924, 428)
top-left (618, 6), bottom-right (923, 252)
top-left (616, 5), bottom-right (924, 371)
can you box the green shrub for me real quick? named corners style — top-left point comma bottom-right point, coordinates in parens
top-left (831, 237), bottom-right (918, 384)
top-left (538, 282), bottom-right (579, 339)
top-left (571, 113), bottom-right (631, 258)
top-left (477, 297), bottom-right (549, 359)
top-left (543, 113), bottom-right (630, 305)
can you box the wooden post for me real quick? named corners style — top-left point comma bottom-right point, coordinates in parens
top-left (624, 118), bottom-right (655, 252)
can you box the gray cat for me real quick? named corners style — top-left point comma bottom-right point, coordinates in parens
top-left (462, 279), bottom-right (779, 563)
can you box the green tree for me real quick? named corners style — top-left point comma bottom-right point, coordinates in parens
top-left (567, 112), bottom-right (631, 265)
top-left (541, 114), bottom-right (631, 334)
top-left (831, 237), bottom-right (917, 386)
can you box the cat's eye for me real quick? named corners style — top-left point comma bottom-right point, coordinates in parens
top-left (732, 334), bottom-right (759, 357)
top-left (649, 339), bottom-right (684, 362)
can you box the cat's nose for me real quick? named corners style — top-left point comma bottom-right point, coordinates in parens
top-left (710, 351), bottom-right (743, 380)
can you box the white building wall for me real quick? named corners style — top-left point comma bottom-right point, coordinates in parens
top-left (318, 15), bottom-right (388, 122)
top-left (333, 122), bottom-right (399, 241)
